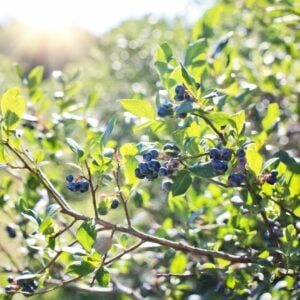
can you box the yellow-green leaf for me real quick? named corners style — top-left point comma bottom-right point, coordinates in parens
top-left (120, 99), bottom-right (155, 120)
top-left (1, 87), bottom-right (26, 129)
top-left (170, 253), bottom-right (187, 274)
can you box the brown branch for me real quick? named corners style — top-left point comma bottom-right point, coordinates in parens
top-left (52, 219), bottom-right (77, 239)
top-left (192, 113), bottom-right (226, 145)
top-left (113, 153), bottom-right (131, 227)
top-left (85, 160), bottom-right (98, 219)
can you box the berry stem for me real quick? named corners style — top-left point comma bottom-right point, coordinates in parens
top-left (191, 112), bottom-right (226, 145)
top-left (85, 160), bottom-right (99, 219)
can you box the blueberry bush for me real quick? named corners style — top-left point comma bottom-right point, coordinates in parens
top-left (0, 0), bottom-right (299, 299)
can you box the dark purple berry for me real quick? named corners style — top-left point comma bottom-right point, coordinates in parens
top-left (22, 285), bottom-right (34, 294)
top-left (149, 149), bottom-right (159, 159)
top-left (162, 180), bottom-right (173, 192)
top-left (111, 199), bottom-right (120, 209)
top-left (169, 158), bottom-right (180, 169)
top-left (265, 174), bottom-right (277, 185)
top-left (158, 167), bottom-right (168, 176)
top-left (135, 168), bottom-right (145, 179)
top-left (175, 84), bottom-right (185, 96)
top-left (5, 285), bottom-right (14, 293)
top-left (148, 160), bottom-right (161, 172)
top-left (270, 170), bottom-right (278, 177)
top-left (163, 143), bottom-right (174, 151)
top-left (221, 148), bottom-right (232, 161)
top-left (66, 174), bottom-right (74, 182)
top-left (5, 225), bottom-right (16, 238)
top-left (7, 276), bottom-right (14, 284)
top-left (236, 148), bottom-right (246, 158)
top-left (75, 182), bottom-right (81, 192)
top-left (174, 94), bottom-right (184, 101)
top-left (228, 173), bottom-right (245, 187)
top-left (211, 160), bottom-right (228, 175)
top-left (209, 148), bottom-right (222, 160)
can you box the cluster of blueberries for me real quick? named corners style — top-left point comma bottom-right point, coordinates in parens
top-left (209, 147), bottom-right (232, 175)
top-left (5, 224), bottom-right (17, 238)
top-left (157, 84), bottom-right (195, 118)
top-left (66, 175), bottom-right (89, 193)
top-left (135, 144), bottom-right (181, 191)
top-left (263, 170), bottom-right (278, 185)
top-left (5, 271), bottom-right (38, 295)
top-left (228, 149), bottom-right (247, 187)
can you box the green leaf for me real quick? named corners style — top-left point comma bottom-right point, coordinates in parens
top-left (261, 158), bottom-right (280, 174)
top-left (66, 137), bottom-right (85, 158)
top-left (272, 150), bottom-right (300, 174)
top-left (100, 114), bottom-right (117, 146)
top-left (189, 161), bottom-right (216, 178)
top-left (120, 99), bottom-right (156, 119)
top-left (175, 101), bottom-right (198, 116)
top-left (170, 253), bottom-right (187, 274)
top-left (262, 103), bottom-right (280, 131)
top-left (76, 220), bottom-right (97, 253)
top-left (95, 268), bottom-right (110, 287)
top-left (66, 260), bottom-right (95, 276)
top-left (28, 66), bottom-right (44, 91)
top-left (211, 31), bottom-right (233, 58)
top-left (206, 112), bottom-right (231, 127)
top-left (171, 170), bottom-right (192, 196)
top-left (246, 147), bottom-right (263, 176)
top-left (184, 38), bottom-right (207, 66)
top-left (1, 87), bottom-right (26, 129)
top-left (231, 110), bottom-right (245, 135)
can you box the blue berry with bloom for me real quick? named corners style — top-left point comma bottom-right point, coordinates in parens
top-left (211, 160), bottom-right (228, 175)
top-left (228, 173), bottom-right (245, 187)
top-left (236, 148), bottom-right (246, 158)
top-left (209, 148), bottom-right (222, 160)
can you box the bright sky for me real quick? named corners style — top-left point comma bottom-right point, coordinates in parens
top-left (0, 0), bottom-right (214, 34)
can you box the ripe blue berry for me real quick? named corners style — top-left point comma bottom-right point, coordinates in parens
top-left (236, 148), bottom-right (246, 158)
top-left (209, 148), bottom-right (222, 160)
top-left (5, 285), bottom-right (14, 293)
top-left (162, 180), bottom-right (173, 192)
top-left (221, 148), bottom-right (232, 161)
top-left (135, 168), bottom-right (145, 179)
top-left (111, 199), bottom-right (120, 209)
top-left (228, 173), bottom-right (245, 187)
top-left (270, 170), bottom-right (278, 177)
top-left (148, 160), bottom-right (161, 172)
top-left (174, 94), bottom-right (184, 101)
top-left (66, 174), bottom-right (74, 182)
top-left (7, 276), bottom-right (14, 284)
top-left (149, 149), bottom-right (159, 159)
top-left (67, 182), bottom-right (76, 191)
top-left (143, 152), bottom-right (153, 161)
top-left (265, 174), bottom-right (277, 185)
top-left (175, 84), bottom-right (185, 96)
top-left (139, 162), bottom-right (150, 175)
top-left (158, 103), bottom-right (173, 117)
top-left (211, 160), bottom-right (228, 175)
top-left (79, 181), bottom-right (89, 193)
top-left (158, 167), bottom-right (168, 176)
top-left (5, 225), bottom-right (16, 238)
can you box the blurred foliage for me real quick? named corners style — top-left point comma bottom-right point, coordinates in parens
top-left (0, 0), bottom-right (299, 300)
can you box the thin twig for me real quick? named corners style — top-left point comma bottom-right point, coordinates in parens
top-left (85, 160), bottom-right (98, 219)
top-left (52, 219), bottom-right (77, 239)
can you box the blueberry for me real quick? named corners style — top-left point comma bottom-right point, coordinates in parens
top-left (184, 93), bottom-right (194, 102)
top-left (146, 172), bottom-right (158, 181)
top-left (238, 157), bottom-right (247, 165)
top-left (148, 160), bottom-right (161, 172)
top-left (139, 162), bottom-right (150, 175)
top-left (135, 168), bottom-right (145, 179)
top-left (175, 84), bottom-right (185, 96)
top-left (169, 158), bottom-right (180, 169)
top-left (74, 182), bottom-right (81, 192)
top-left (236, 148), bottom-right (246, 158)
top-left (163, 143), bottom-right (174, 151)
top-left (22, 285), bottom-right (35, 293)
top-left (5, 285), bottom-right (14, 293)
top-left (221, 148), bottom-right (232, 161)
top-left (149, 149), bottom-right (159, 159)
top-left (270, 170), bottom-right (278, 177)
top-left (265, 174), bottom-right (277, 185)
top-left (143, 152), bottom-right (153, 161)
top-left (157, 106), bottom-right (169, 117)
top-left (5, 225), bottom-right (16, 238)
top-left (174, 106), bottom-right (187, 118)
top-left (66, 174), bottom-right (74, 182)
top-left (79, 181), bottom-right (89, 193)
top-left (174, 94), bottom-right (184, 101)
top-left (211, 160), bottom-right (228, 175)
top-left (7, 276), bottom-right (14, 284)
top-left (158, 167), bottom-right (168, 176)
top-left (228, 173), bottom-right (245, 187)
top-left (162, 180), bottom-right (173, 192)
top-left (111, 199), bottom-right (120, 209)
top-left (67, 182), bottom-right (76, 191)
top-left (209, 148), bottom-right (222, 160)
